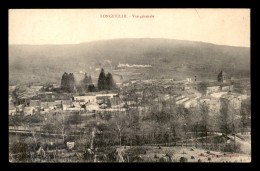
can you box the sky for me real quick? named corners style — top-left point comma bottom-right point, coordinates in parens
top-left (9, 9), bottom-right (250, 47)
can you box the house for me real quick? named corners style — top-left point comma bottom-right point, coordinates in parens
top-left (176, 97), bottom-right (190, 105)
top-left (175, 95), bottom-right (185, 101)
top-left (183, 98), bottom-right (198, 108)
top-left (96, 96), bottom-right (111, 105)
top-left (66, 106), bottom-right (81, 111)
top-left (30, 100), bottom-right (41, 107)
top-left (199, 98), bottom-right (211, 104)
top-left (24, 107), bottom-right (35, 116)
top-left (110, 97), bottom-right (125, 108)
top-left (9, 99), bottom-right (16, 115)
top-left (220, 93), bottom-right (243, 110)
top-left (206, 85), bottom-right (220, 95)
top-left (210, 92), bottom-right (228, 98)
top-left (15, 105), bottom-right (24, 114)
top-left (221, 84), bottom-right (234, 91)
top-left (29, 86), bottom-right (43, 92)
top-left (9, 109), bottom-right (16, 116)
top-left (198, 97), bottom-right (221, 113)
top-left (86, 103), bottom-right (100, 112)
top-left (73, 96), bottom-right (96, 103)
top-left (96, 93), bottom-right (118, 99)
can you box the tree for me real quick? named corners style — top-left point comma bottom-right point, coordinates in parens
top-left (88, 75), bottom-right (93, 85)
top-left (61, 72), bottom-right (69, 90)
top-left (80, 73), bottom-right (93, 92)
top-left (61, 72), bottom-right (76, 93)
top-left (54, 113), bottom-right (71, 143)
top-left (198, 82), bottom-right (208, 95)
top-left (199, 102), bottom-right (210, 148)
top-left (111, 112), bottom-right (127, 146)
top-left (12, 85), bottom-right (35, 106)
top-left (68, 73), bottom-right (76, 92)
top-left (98, 68), bottom-right (106, 91)
top-left (219, 99), bottom-right (233, 144)
top-left (88, 84), bottom-right (96, 92)
top-left (240, 99), bottom-right (251, 135)
top-left (105, 73), bottom-right (116, 90)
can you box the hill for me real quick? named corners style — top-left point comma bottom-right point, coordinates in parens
top-left (9, 38), bottom-right (250, 85)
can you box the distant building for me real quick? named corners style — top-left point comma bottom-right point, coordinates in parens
top-left (15, 105), bottom-right (24, 115)
top-left (210, 91), bottom-right (228, 98)
top-left (73, 96), bottom-right (96, 103)
top-left (24, 107), bottom-right (36, 116)
top-left (110, 97), bottom-right (125, 108)
top-left (30, 100), bottom-right (41, 107)
top-left (183, 98), bottom-right (198, 108)
top-left (86, 103), bottom-right (100, 112)
top-left (29, 86), bottom-right (44, 92)
top-left (220, 93), bottom-right (243, 110)
top-left (206, 85), bottom-right (220, 95)
top-left (221, 84), bottom-right (234, 91)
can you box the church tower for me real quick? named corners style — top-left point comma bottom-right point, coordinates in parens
top-left (218, 70), bottom-right (227, 83)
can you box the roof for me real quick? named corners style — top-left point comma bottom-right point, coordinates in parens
top-left (61, 100), bottom-right (72, 105)
top-left (220, 94), bottom-right (242, 101)
top-left (30, 100), bottom-right (41, 106)
top-left (206, 81), bottom-right (232, 87)
top-left (110, 97), bottom-right (124, 105)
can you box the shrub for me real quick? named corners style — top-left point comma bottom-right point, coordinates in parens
top-left (223, 143), bottom-right (241, 153)
top-left (11, 142), bottom-right (28, 162)
top-left (180, 157), bottom-right (188, 162)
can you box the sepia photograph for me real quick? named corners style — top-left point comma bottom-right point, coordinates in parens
top-left (8, 8), bottom-right (251, 163)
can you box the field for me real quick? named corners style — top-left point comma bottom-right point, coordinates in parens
top-left (118, 145), bottom-right (251, 163)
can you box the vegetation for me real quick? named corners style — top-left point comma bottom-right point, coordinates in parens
top-left (9, 39), bottom-right (250, 85)
top-left (98, 68), bottom-right (116, 91)
top-left (61, 72), bottom-right (76, 93)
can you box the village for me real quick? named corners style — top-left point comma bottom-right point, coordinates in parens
top-left (8, 68), bottom-right (251, 163)
top-left (9, 70), bottom-right (249, 116)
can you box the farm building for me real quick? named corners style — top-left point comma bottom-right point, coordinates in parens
top-left (73, 96), bottom-right (96, 103)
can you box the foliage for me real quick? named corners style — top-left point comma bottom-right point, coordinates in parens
top-left (88, 84), bottom-right (96, 92)
top-left (98, 68), bottom-right (116, 91)
top-left (198, 82), bottom-right (208, 95)
top-left (98, 68), bottom-right (106, 91)
top-left (104, 73), bottom-right (116, 90)
top-left (61, 72), bottom-right (76, 93)
top-left (223, 143), bottom-right (241, 153)
top-left (12, 85), bottom-right (35, 106)
top-left (219, 100), bottom-right (233, 135)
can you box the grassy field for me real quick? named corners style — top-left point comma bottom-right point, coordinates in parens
top-left (117, 145), bottom-right (251, 163)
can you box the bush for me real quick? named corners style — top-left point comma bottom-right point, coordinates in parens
top-left (223, 143), bottom-right (241, 153)
top-left (125, 147), bottom-right (149, 156)
top-left (11, 142), bottom-right (28, 162)
top-left (180, 157), bottom-right (188, 162)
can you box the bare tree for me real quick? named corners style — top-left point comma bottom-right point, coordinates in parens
top-left (111, 111), bottom-right (127, 146)
top-left (200, 102), bottom-right (210, 148)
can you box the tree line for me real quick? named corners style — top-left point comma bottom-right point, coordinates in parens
top-left (60, 68), bottom-right (116, 93)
